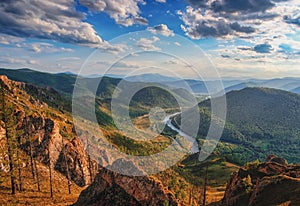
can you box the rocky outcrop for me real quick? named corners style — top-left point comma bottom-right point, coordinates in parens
top-left (0, 75), bottom-right (98, 186)
top-left (55, 137), bottom-right (99, 186)
top-left (74, 159), bottom-right (179, 206)
top-left (222, 155), bottom-right (300, 206)
top-left (18, 115), bottom-right (99, 186)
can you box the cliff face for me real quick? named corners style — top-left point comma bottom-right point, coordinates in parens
top-left (222, 155), bottom-right (300, 206)
top-left (74, 159), bottom-right (179, 206)
top-left (0, 75), bottom-right (98, 186)
top-left (18, 115), bottom-right (99, 186)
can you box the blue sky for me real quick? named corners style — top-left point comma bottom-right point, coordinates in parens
top-left (0, 0), bottom-right (299, 78)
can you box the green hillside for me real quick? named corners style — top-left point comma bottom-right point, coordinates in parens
top-left (191, 87), bottom-right (300, 164)
top-left (172, 87), bottom-right (300, 165)
top-left (0, 68), bottom-right (76, 94)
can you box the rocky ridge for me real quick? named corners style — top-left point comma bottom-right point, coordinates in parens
top-left (222, 155), bottom-right (300, 206)
top-left (74, 159), bottom-right (179, 206)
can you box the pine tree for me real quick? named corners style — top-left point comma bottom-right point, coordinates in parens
top-left (202, 166), bottom-right (208, 206)
top-left (62, 137), bottom-right (71, 194)
top-left (25, 120), bottom-right (35, 179)
top-left (48, 148), bottom-right (53, 198)
top-left (34, 157), bottom-right (41, 192)
top-left (87, 137), bottom-right (93, 184)
top-left (23, 117), bottom-right (40, 192)
top-left (0, 82), bottom-right (16, 194)
top-left (16, 148), bottom-right (23, 191)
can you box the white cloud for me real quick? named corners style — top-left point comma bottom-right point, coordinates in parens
top-left (155, 0), bottom-right (166, 3)
top-left (180, 0), bottom-right (300, 41)
top-left (28, 59), bottom-right (38, 65)
top-left (179, 6), bottom-right (255, 39)
top-left (79, 0), bottom-right (148, 26)
top-left (147, 24), bottom-right (174, 37)
top-left (0, 56), bottom-right (38, 66)
top-left (59, 57), bottom-right (81, 61)
top-left (0, 0), bottom-right (103, 46)
top-left (114, 61), bottom-right (141, 69)
top-left (97, 41), bottom-right (128, 54)
top-left (136, 36), bottom-right (161, 51)
top-left (30, 42), bottom-right (74, 53)
top-left (0, 34), bottom-right (24, 45)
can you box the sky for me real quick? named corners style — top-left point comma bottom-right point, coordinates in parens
top-left (0, 0), bottom-right (300, 79)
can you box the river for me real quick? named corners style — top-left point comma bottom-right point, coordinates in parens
top-left (163, 112), bottom-right (199, 154)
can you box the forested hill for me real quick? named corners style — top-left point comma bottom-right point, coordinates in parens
top-left (182, 87), bottom-right (300, 164)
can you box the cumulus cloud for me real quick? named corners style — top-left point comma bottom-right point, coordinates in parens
top-left (179, 6), bottom-right (256, 39)
top-left (0, 0), bottom-right (103, 46)
top-left (180, 0), bottom-right (296, 39)
top-left (136, 36), bottom-right (161, 51)
top-left (79, 0), bottom-right (148, 26)
top-left (186, 0), bottom-right (277, 13)
top-left (147, 24), bottom-right (174, 36)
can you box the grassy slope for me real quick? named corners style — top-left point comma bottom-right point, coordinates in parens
top-left (0, 150), bottom-right (83, 206)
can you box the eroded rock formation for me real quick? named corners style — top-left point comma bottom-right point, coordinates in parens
top-left (222, 155), bottom-right (300, 206)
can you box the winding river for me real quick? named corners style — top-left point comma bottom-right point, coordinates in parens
top-left (163, 112), bottom-right (199, 154)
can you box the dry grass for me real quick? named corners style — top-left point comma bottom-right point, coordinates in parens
top-left (0, 161), bottom-right (84, 206)
top-left (206, 186), bottom-right (227, 204)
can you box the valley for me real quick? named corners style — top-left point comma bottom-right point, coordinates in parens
top-left (0, 68), bottom-right (299, 205)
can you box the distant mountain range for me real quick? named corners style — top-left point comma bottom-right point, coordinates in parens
top-left (1, 68), bottom-right (300, 95)
top-left (108, 72), bottom-right (300, 95)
